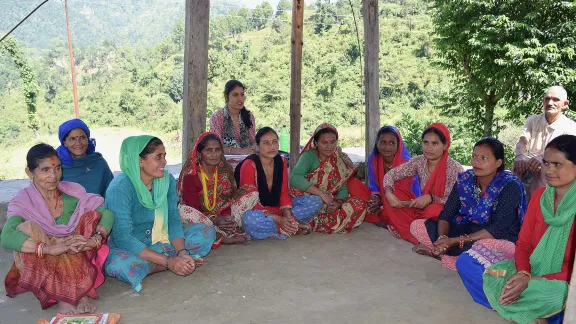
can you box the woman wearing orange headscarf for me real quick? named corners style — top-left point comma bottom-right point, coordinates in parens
top-left (177, 132), bottom-right (255, 247)
top-left (383, 123), bottom-right (463, 245)
top-left (289, 123), bottom-right (367, 234)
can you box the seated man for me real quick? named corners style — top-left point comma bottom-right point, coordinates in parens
top-left (514, 86), bottom-right (576, 197)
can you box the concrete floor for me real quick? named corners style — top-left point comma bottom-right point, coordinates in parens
top-left (0, 225), bottom-right (507, 324)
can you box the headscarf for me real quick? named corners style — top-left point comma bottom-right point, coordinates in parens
top-left (452, 169), bottom-right (527, 225)
top-left (56, 119), bottom-right (96, 166)
top-left (367, 125), bottom-right (421, 197)
top-left (120, 135), bottom-right (170, 244)
top-left (531, 182), bottom-right (576, 275)
top-left (7, 181), bottom-right (104, 237)
top-left (301, 123), bottom-right (339, 155)
top-left (177, 132), bottom-right (233, 196)
top-left (422, 123), bottom-right (451, 199)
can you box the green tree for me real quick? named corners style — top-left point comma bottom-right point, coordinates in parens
top-left (0, 36), bottom-right (39, 136)
top-left (429, 0), bottom-right (576, 137)
top-left (251, 2), bottom-right (274, 30)
top-left (276, 0), bottom-right (291, 16)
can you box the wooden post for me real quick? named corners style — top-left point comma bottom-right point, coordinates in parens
top-left (64, 0), bottom-right (80, 118)
top-left (289, 0), bottom-right (304, 171)
top-left (182, 0), bottom-right (210, 163)
top-left (564, 261), bottom-right (576, 322)
top-left (363, 0), bottom-right (380, 169)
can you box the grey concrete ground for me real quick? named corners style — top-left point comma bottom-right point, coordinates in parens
top-left (0, 225), bottom-right (507, 324)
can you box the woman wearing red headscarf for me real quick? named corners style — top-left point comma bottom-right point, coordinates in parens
top-left (289, 123), bottom-right (367, 234)
top-left (177, 132), bottom-right (255, 247)
top-left (383, 123), bottom-right (464, 245)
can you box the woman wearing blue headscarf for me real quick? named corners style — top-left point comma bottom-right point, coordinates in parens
top-left (56, 119), bottom-right (113, 197)
top-left (349, 126), bottom-right (420, 227)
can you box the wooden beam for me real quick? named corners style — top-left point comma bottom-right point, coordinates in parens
top-left (64, 0), bottom-right (80, 118)
top-left (289, 0), bottom-right (304, 171)
top-left (363, 0), bottom-right (380, 168)
top-left (564, 259), bottom-right (576, 322)
top-left (182, 0), bottom-right (209, 163)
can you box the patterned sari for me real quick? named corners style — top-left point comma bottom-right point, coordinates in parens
top-left (177, 132), bottom-right (258, 246)
top-left (289, 124), bottom-right (366, 234)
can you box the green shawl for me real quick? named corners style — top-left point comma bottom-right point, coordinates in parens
top-left (120, 135), bottom-right (170, 244)
top-left (482, 182), bottom-right (576, 323)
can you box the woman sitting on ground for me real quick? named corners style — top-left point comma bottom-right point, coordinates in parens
top-left (178, 132), bottom-right (251, 247)
top-left (238, 127), bottom-right (324, 239)
top-left (104, 136), bottom-right (215, 292)
top-left (410, 137), bottom-right (527, 271)
top-left (2, 144), bottom-right (113, 314)
top-left (458, 135), bottom-right (576, 324)
top-left (289, 123), bottom-right (367, 234)
top-left (348, 125), bottom-right (421, 227)
top-left (209, 80), bottom-right (258, 155)
top-left (56, 118), bottom-right (114, 197)
top-left (383, 123), bottom-right (464, 244)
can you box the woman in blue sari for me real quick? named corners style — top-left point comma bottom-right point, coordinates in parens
top-left (56, 119), bottom-right (114, 197)
top-left (410, 137), bottom-right (527, 271)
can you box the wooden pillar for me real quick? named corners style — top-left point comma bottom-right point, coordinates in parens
top-left (363, 0), bottom-right (380, 167)
top-left (64, 0), bottom-right (80, 118)
top-left (289, 0), bottom-right (304, 171)
top-left (182, 0), bottom-right (209, 163)
top-left (565, 263), bottom-right (576, 322)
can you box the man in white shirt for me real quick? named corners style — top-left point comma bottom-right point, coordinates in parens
top-left (514, 86), bottom-right (576, 197)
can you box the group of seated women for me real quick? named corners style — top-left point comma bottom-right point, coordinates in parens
top-left (1, 80), bottom-right (575, 323)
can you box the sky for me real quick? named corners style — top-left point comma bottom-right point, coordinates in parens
top-left (237, 0), bottom-right (315, 9)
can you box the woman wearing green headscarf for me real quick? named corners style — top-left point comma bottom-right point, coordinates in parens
top-left (479, 135), bottom-right (576, 324)
top-left (104, 136), bottom-right (215, 292)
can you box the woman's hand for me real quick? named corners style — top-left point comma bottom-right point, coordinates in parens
top-left (367, 194), bottom-right (382, 214)
top-left (409, 195), bottom-right (432, 209)
top-left (499, 273), bottom-right (530, 305)
top-left (273, 214), bottom-right (298, 235)
top-left (385, 192), bottom-right (403, 208)
top-left (320, 192), bottom-right (334, 205)
top-left (433, 237), bottom-right (457, 255)
top-left (326, 201), bottom-right (342, 213)
top-left (167, 256), bottom-right (196, 276)
top-left (213, 215), bottom-right (237, 234)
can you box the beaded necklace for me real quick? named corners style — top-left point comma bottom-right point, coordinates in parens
top-left (199, 165), bottom-right (218, 212)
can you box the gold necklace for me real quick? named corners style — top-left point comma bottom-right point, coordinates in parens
top-left (199, 165), bottom-right (218, 212)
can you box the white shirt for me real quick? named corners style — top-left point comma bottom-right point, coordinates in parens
top-left (515, 113), bottom-right (576, 160)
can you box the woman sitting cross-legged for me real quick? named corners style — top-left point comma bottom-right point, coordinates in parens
top-left (383, 123), bottom-right (464, 244)
top-left (2, 144), bottom-right (113, 314)
top-left (56, 118), bottom-right (114, 197)
top-left (458, 135), bottom-right (576, 324)
top-left (289, 123), bottom-right (367, 234)
top-left (237, 127), bottom-right (324, 239)
top-left (178, 132), bottom-right (251, 247)
top-left (410, 137), bottom-right (527, 271)
top-left (104, 136), bottom-right (215, 292)
top-left (348, 125), bottom-right (421, 228)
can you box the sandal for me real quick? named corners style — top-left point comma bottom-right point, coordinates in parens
top-left (387, 225), bottom-right (402, 239)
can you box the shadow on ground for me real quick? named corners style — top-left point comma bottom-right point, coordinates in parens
top-left (0, 225), bottom-right (506, 324)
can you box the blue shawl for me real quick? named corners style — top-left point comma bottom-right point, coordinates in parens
top-left (61, 152), bottom-right (114, 197)
top-left (56, 119), bottom-right (96, 166)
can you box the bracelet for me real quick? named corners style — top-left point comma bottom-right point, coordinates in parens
top-left (35, 242), bottom-right (45, 258)
top-left (438, 235), bottom-right (449, 240)
top-left (91, 236), bottom-right (102, 251)
top-left (518, 270), bottom-right (532, 280)
top-left (165, 256), bottom-right (170, 269)
top-left (429, 193), bottom-right (434, 204)
top-left (176, 248), bottom-right (189, 256)
top-left (459, 235), bottom-right (465, 249)
top-left (228, 147), bottom-right (232, 154)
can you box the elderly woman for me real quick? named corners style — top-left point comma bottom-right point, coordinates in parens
top-left (178, 132), bottom-right (251, 247)
top-left (383, 123), bottom-right (464, 244)
top-left (348, 125), bottom-right (421, 227)
top-left (104, 136), bottom-right (215, 292)
top-left (209, 80), bottom-right (258, 155)
top-left (1, 143), bottom-right (113, 314)
top-left (457, 135), bottom-right (576, 324)
top-left (289, 123), bottom-right (367, 234)
top-left (56, 118), bottom-right (114, 197)
top-left (409, 137), bottom-right (527, 271)
top-left (237, 127), bottom-right (324, 239)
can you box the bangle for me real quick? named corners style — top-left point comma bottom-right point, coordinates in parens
top-left (165, 256), bottom-right (170, 269)
top-left (518, 270), bottom-right (531, 280)
top-left (35, 242), bottom-right (45, 258)
top-left (429, 193), bottom-right (434, 204)
top-left (459, 235), bottom-right (465, 249)
top-left (438, 235), bottom-right (449, 240)
top-left (228, 147), bottom-right (232, 154)
top-left (176, 248), bottom-right (188, 256)
top-left (91, 236), bottom-right (102, 251)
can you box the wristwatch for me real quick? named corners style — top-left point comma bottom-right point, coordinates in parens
top-left (93, 231), bottom-right (105, 240)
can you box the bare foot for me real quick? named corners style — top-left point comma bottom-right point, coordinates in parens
top-left (77, 296), bottom-right (96, 313)
top-left (57, 301), bottom-right (80, 315)
top-left (194, 258), bottom-right (204, 267)
top-left (412, 244), bottom-right (441, 260)
top-left (222, 234), bottom-right (251, 244)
